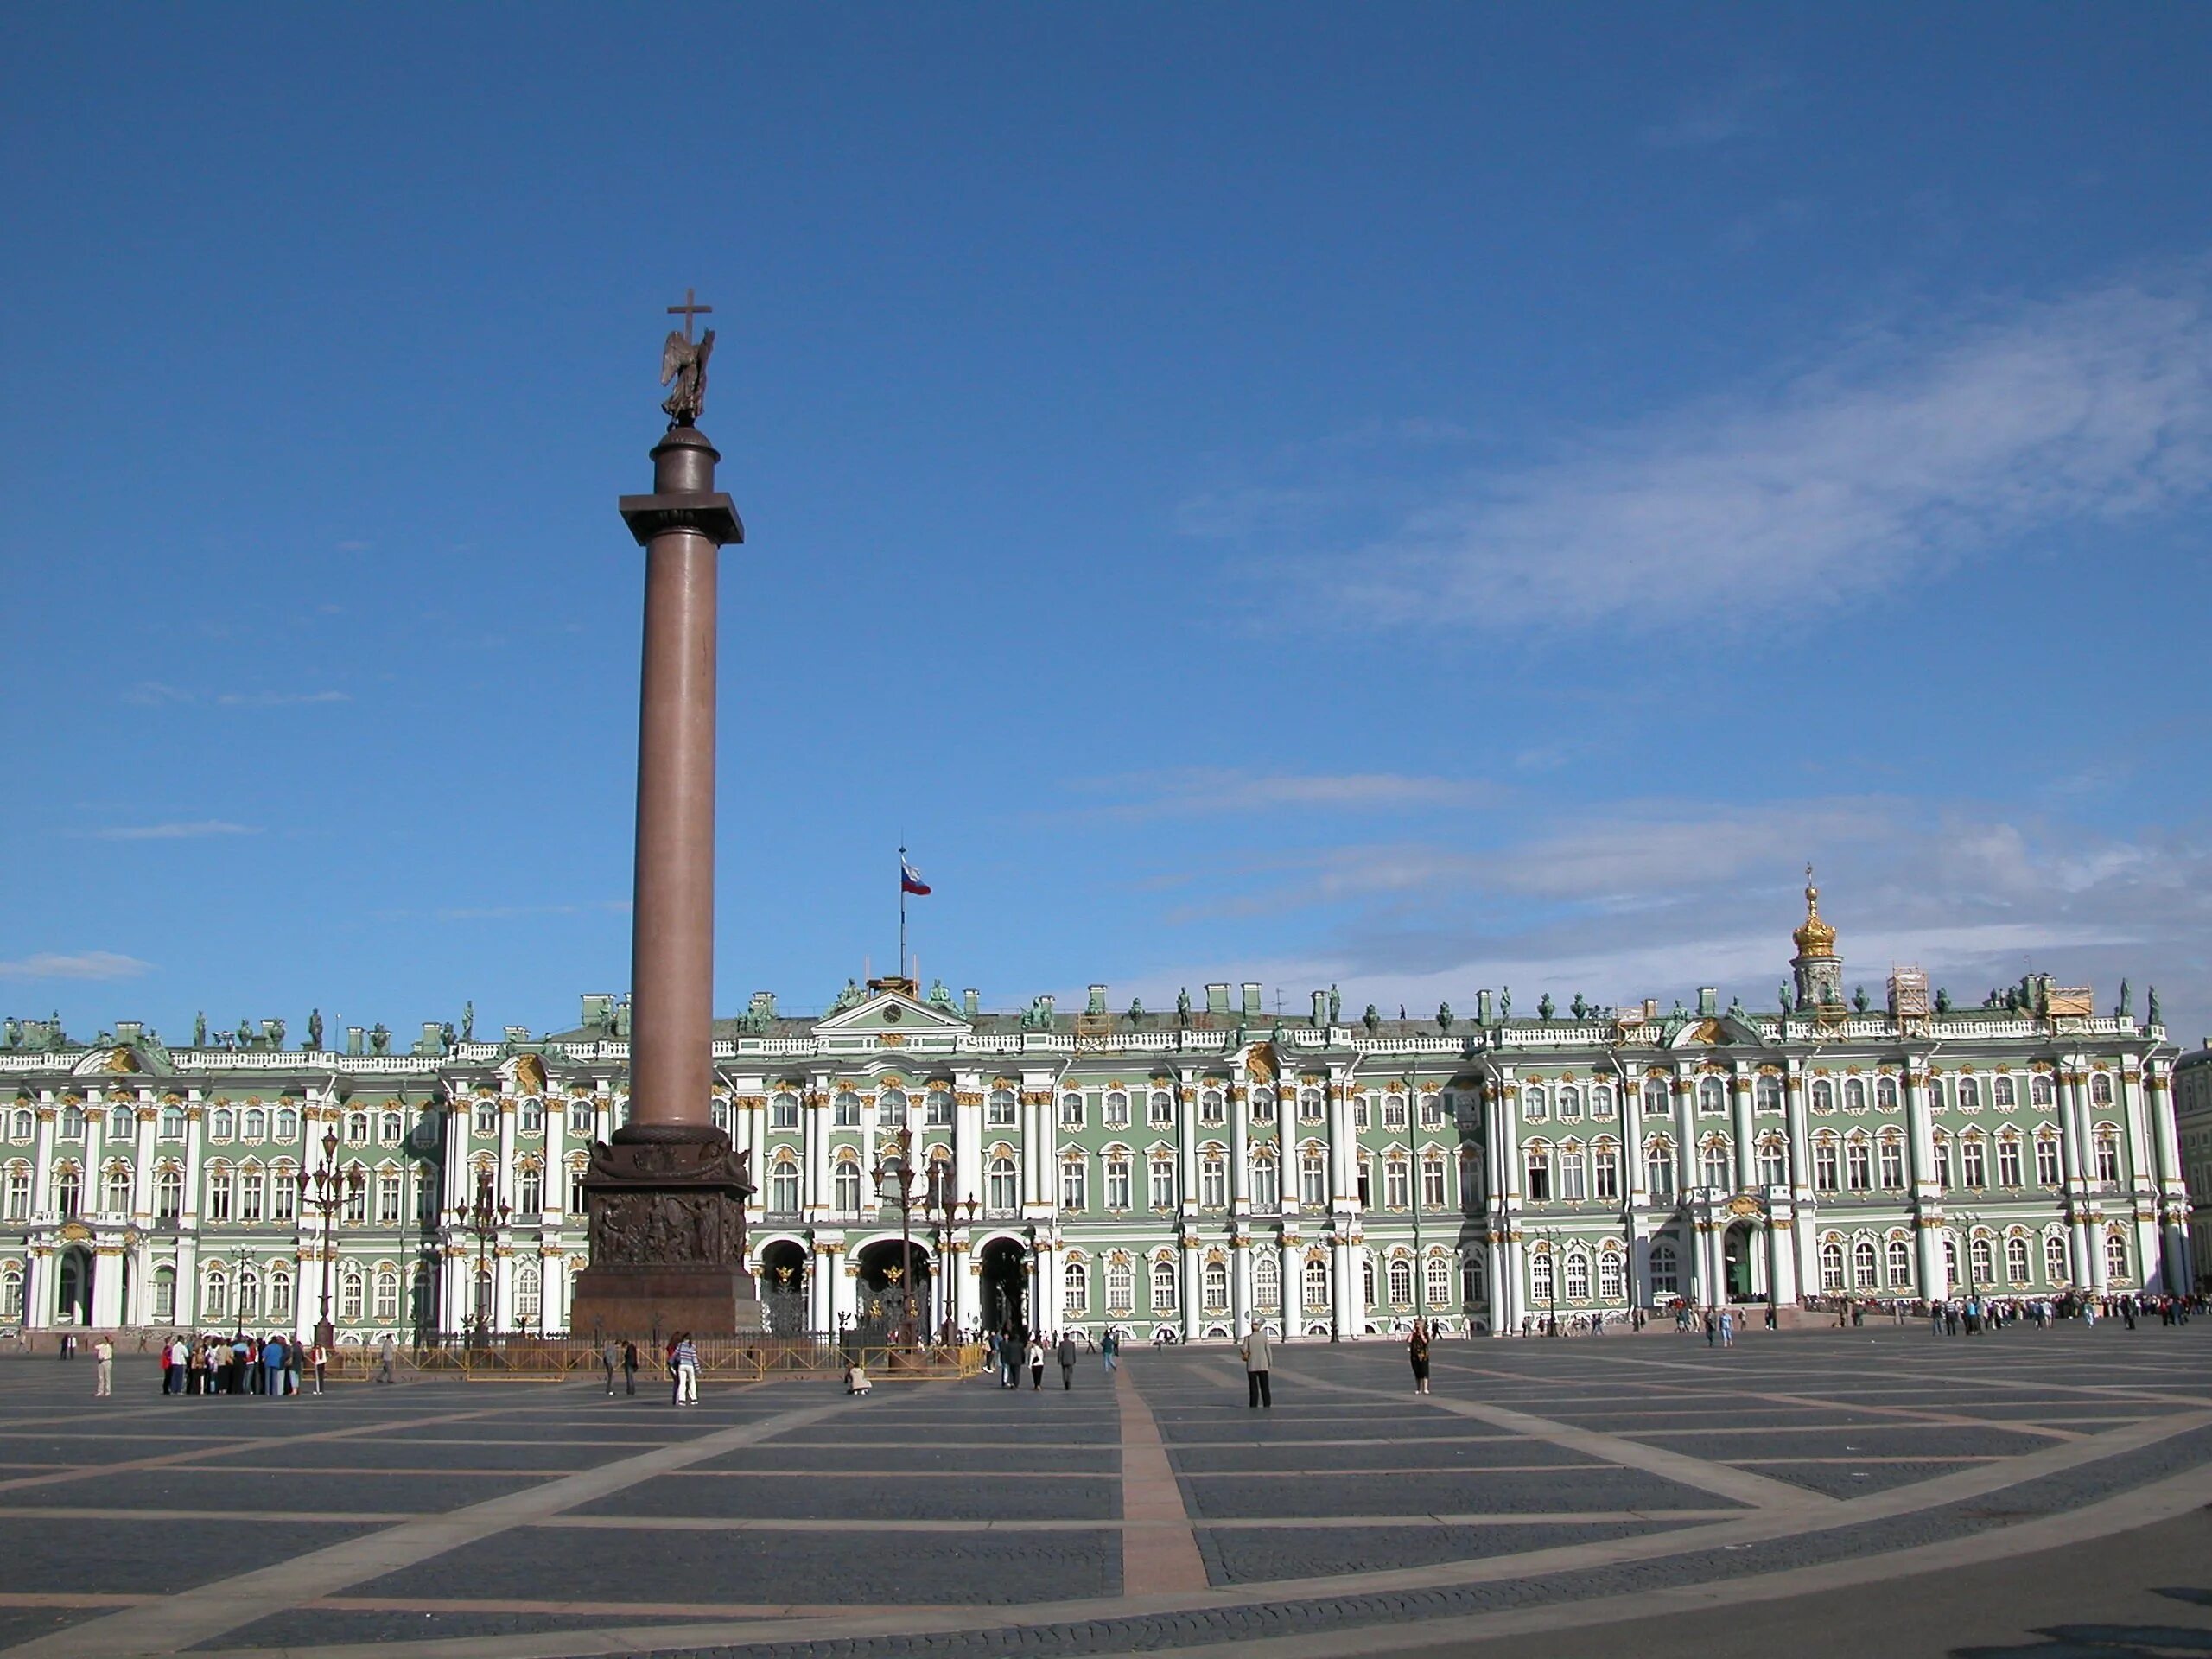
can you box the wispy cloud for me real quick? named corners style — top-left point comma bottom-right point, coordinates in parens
top-left (0, 950), bottom-right (155, 981)
top-left (214, 690), bottom-right (351, 707)
top-left (427, 900), bottom-right (632, 923)
top-left (1068, 768), bottom-right (1503, 822)
top-left (1643, 67), bottom-right (1790, 149)
top-left (1244, 270), bottom-right (2212, 633)
top-left (92, 821), bottom-right (261, 842)
top-left (120, 682), bottom-right (194, 707)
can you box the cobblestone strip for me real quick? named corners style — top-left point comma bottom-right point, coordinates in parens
top-left (1277, 1361), bottom-right (1823, 1512)
top-left (1117, 1369), bottom-right (1210, 1595)
top-left (5, 1389), bottom-right (843, 1659)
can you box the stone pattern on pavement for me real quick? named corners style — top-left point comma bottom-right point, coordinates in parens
top-left (0, 1324), bottom-right (2203, 1659)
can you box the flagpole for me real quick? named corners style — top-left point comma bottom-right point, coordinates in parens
top-left (898, 843), bottom-right (907, 985)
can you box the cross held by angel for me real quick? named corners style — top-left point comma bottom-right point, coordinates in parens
top-left (660, 288), bottom-right (715, 426)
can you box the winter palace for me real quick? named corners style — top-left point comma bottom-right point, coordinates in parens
top-left (0, 881), bottom-right (2196, 1342)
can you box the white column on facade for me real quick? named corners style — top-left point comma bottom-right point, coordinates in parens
top-left (1035, 1236), bottom-right (1060, 1335)
top-left (2143, 1068), bottom-right (2191, 1291)
top-left (808, 1240), bottom-right (835, 1331)
top-left (804, 1077), bottom-right (830, 1218)
top-left (1231, 1234), bottom-right (1252, 1338)
top-left (1278, 1232), bottom-right (1300, 1337)
top-left (1732, 1073), bottom-right (1757, 1190)
top-left (1904, 1067), bottom-right (1944, 1294)
top-left (1786, 1069), bottom-right (1819, 1299)
top-left (131, 1102), bottom-right (157, 1221)
top-left (1331, 1231), bottom-right (1357, 1338)
top-left (2056, 1068), bottom-right (2094, 1288)
top-left (1672, 1073), bottom-right (1696, 1195)
top-left (31, 1103), bottom-right (55, 1226)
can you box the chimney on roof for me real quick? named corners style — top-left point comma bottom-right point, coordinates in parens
top-left (963, 988), bottom-right (980, 1019)
top-left (1205, 983), bottom-right (1230, 1015)
top-left (1088, 984), bottom-right (1108, 1016)
top-left (1698, 987), bottom-right (1718, 1017)
top-left (1242, 982), bottom-right (1262, 1018)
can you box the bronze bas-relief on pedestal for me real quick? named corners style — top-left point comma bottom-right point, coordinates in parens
top-left (569, 1130), bottom-right (760, 1337)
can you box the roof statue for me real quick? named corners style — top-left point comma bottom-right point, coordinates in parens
top-left (659, 288), bottom-right (716, 427)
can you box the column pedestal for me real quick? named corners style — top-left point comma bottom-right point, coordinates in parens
top-left (569, 1129), bottom-right (760, 1338)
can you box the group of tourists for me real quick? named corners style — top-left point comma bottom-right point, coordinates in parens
top-left (64, 1330), bottom-right (402, 1397)
top-left (597, 1333), bottom-right (701, 1403)
top-left (980, 1325), bottom-right (1084, 1389)
top-left (1920, 1289), bottom-right (2202, 1335)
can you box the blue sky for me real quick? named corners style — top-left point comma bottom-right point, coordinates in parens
top-left (5, 6), bottom-right (2211, 1044)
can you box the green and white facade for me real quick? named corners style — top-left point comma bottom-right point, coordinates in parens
top-left (0, 885), bottom-right (2193, 1341)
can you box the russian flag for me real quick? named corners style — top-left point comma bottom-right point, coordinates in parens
top-left (900, 857), bottom-right (931, 896)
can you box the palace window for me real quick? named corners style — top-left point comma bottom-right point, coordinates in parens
top-left (1060, 1092), bottom-right (1084, 1130)
top-left (202, 1267), bottom-right (228, 1321)
top-left (1993, 1075), bottom-right (2016, 1108)
top-left (519, 1097), bottom-right (544, 1135)
top-left (2036, 1136), bottom-right (2062, 1185)
top-left (833, 1160), bottom-right (862, 1215)
top-left (988, 1155), bottom-right (1020, 1213)
top-left (235, 1166), bottom-right (263, 1222)
top-left (105, 1164), bottom-right (133, 1215)
top-left (469, 1102), bottom-right (495, 1138)
top-left (1811, 1080), bottom-right (1834, 1113)
top-left (1557, 1145), bottom-right (1587, 1203)
top-left (1969, 1236), bottom-right (1994, 1286)
top-left (2094, 1128), bottom-right (2120, 1184)
top-left (1300, 1148), bottom-right (1325, 1207)
top-left (511, 1168), bottom-right (537, 1219)
top-left (1382, 1093), bottom-right (1408, 1131)
top-left (1844, 1078), bottom-right (1866, 1113)
top-left (1932, 1135), bottom-right (1952, 1191)
top-left (1592, 1084), bottom-right (1617, 1119)
top-left (149, 1266), bottom-right (173, 1323)
top-left (767, 1160), bottom-right (798, 1213)
top-left (1427, 1253), bottom-right (1453, 1306)
top-left (2046, 1233), bottom-right (2069, 1285)
top-left (1298, 1088), bottom-right (1324, 1124)
top-left (1877, 1076), bottom-right (1899, 1110)
top-left (160, 1105), bottom-right (185, 1139)
top-left (2031, 1074), bottom-right (2056, 1108)
top-left (1557, 1086), bottom-right (1582, 1122)
top-left (1105, 1155), bottom-right (1132, 1210)
top-left (573, 1097), bottom-right (601, 1135)
top-left (1522, 1086), bottom-right (1548, 1122)
top-left (1150, 1090), bottom-right (1176, 1128)
top-left (2106, 1231), bottom-right (2130, 1282)
top-left (2005, 1236), bottom-right (2031, 1284)
top-left (1997, 1137), bottom-right (2022, 1188)
top-left (203, 1107), bottom-right (229, 1141)
top-left (1202, 1261), bottom-right (1230, 1313)
top-left (1523, 1144), bottom-right (1552, 1202)
top-left (1645, 1140), bottom-right (1676, 1199)
top-left (1304, 1256), bottom-right (1329, 1308)
top-left (1955, 1077), bottom-right (1980, 1112)
top-left (1106, 1258), bottom-right (1134, 1314)
top-left (1103, 1090), bottom-right (1129, 1128)
top-left (1388, 1256), bottom-right (1414, 1306)
top-left (156, 1168), bottom-right (182, 1221)
top-left (988, 1090), bottom-right (1017, 1128)
top-left (1649, 1241), bottom-right (1679, 1297)
top-left (201, 1166), bottom-right (227, 1221)
top-left (926, 1090), bottom-right (953, 1128)
top-left (1597, 1249), bottom-right (1624, 1301)
top-left (834, 1092), bottom-right (861, 1128)
top-left (1421, 1091), bottom-right (1446, 1128)
top-left (1756, 1076), bottom-right (1783, 1114)
top-left (1961, 1136), bottom-right (1986, 1189)
top-left (340, 1167), bottom-right (367, 1224)
top-left (1255, 1252), bottom-right (1281, 1311)
top-left (1423, 1153), bottom-right (1448, 1208)
top-left (340, 1267), bottom-right (365, 1322)
top-left (1887, 1237), bottom-right (1912, 1287)
top-left (1385, 1157), bottom-right (1411, 1209)
top-left (569, 1158), bottom-right (589, 1213)
top-left (710, 1098), bottom-right (731, 1133)
top-left (1759, 1138), bottom-right (1789, 1188)
top-left (879, 1090), bottom-right (907, 1130)
top-left (1149, 1154), bottom-right (1176, 1210)
top-left (1198, 1090), bottom-right (1225, 1127)
top-left (1703, 1141), bottom-right (1732, 1191)
top-left (1529, 1250), bottom-right (1554, 1305)
top-left (1251, 1152), bottom-right (1280, 1211)
top-left (2092, 1073), bottom-right (2114, 1107)
top-left (1846, 1138), bottom-right (1871, 1192)
top-left (105, 1106), bottom-right (134, 1141)
top-left (1063, 1261), bottom-right (1088, 1316)
top-left (1200, 1152), bottom-right (1227, 1209)
top-left (1151, 1258), bottom-right (1178, 1313)
top-left (1813, 1138), bottom-right (1839, 1193)
top-left (1820, 1241), bottom-right (1845, 1292)
top-left (1563, 1250), bottom-right (1590, 1300)
top-left (1060, 1156), bottom-right (1087, 1211)
top-left (1, 1163), bottom-right (24, 1221)
top-left (1699, 1077), bottom-right (1726, 1116)
top-left (1878, 1136), bottom-right (1904, 1190)
top-left (1251, 1087), bottom-right (1276, 1125)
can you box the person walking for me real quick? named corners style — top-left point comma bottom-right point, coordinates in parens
top-left (162, 1337), bottom-right (185, 1396)
top-left (622, 1340), bottom-right (639, 1395)
top-left (1101, 1328), bottom-right (1120, 1373)
top-left (92, 1333), bottom-right (114, 1398)
top-left (1025, 1335), bottom-right (1046, 1390)
top-left (309, 1340), bottom-right (329, 1395)
top-left (1000, 1331), bottom-right (1020, 1389)
top-left (1057, 1331), bottom-right (1077, 1390)
top-left (1719, 1309), bottom-right (1735, 1348)
top-left (262, 1334), bottom-right (289, 1397)
top-left (1242, 1323), bottom-right (1274, 1408)
top-left (671, 1332), bottom-right (700, 1405)
top-left (1408, 1319), bottom-right (1432, 1395)
top-left (376, 1333), bottom-right (397, 1384)
top-left (601, 1338), bottom-right (620, 1395)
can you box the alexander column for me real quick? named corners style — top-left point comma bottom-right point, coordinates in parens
top-left (569, 294), bottom-right (760, 1339)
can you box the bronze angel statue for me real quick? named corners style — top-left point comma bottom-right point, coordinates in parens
top-left (660, 326), bottom-right (715, 425)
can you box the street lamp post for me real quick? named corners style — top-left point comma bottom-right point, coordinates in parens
top-left (232, 1238), bottom-right (250, 1339)
top-left (921, 1156), bottom-right (953, 1343)
top-left (305, 1128), bottom-right (363, 1352)
top-left (873, 1135), bottom-right (920, 1347)
top-left (1404, 1071), bottom-right (1425, 1331)
top-left (461, 1169), bottom-right (510, 1347)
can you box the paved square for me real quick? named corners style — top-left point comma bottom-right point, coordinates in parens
top-left (0, 1326), bottom-right (2209, 1658)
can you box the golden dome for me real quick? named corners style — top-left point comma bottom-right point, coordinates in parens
top-left (1793, 866), bottom-right (1838, 959)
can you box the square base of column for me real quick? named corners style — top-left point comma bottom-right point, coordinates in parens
top-left (569, 1263), bottom-right (762, 1341)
